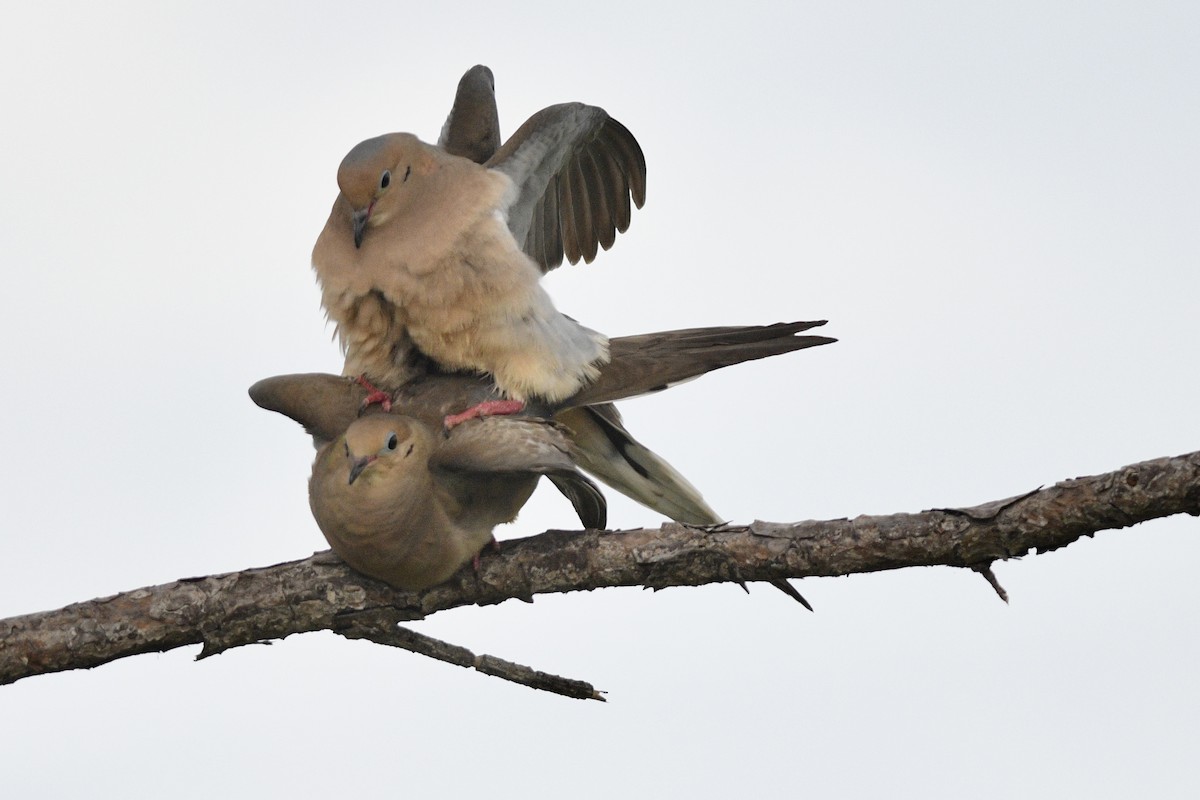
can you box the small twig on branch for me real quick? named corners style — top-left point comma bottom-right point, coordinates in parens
top-left (335, 611), bottom-right (604, 701)
top-left (2, 450), bottom-right (1198, 694)
top-left (973, 564), bottom-right (1010, 603)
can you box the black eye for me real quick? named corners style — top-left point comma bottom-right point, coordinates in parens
top-left (379, 170), bottom-right (391, 190)
top-left (385, 433), bottom-right (398, 451)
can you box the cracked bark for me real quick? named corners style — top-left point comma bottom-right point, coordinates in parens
top-left (2, 449), bottom-right (1197, 698)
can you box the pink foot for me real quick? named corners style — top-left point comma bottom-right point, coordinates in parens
top-left (354, 375), bottom-right (392, 413)
top-left (443, 399), bottom-right (525, 430)
top-left (472, 536), bottom-right (500, 574)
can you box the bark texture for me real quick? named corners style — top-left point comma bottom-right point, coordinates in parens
top-left (3, 450), bottom-right (1198, 696)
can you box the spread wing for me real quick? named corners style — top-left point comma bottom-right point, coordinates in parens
top-left (487, 102), bottom-right (646, 271)
top-left (248, 373), bottom-right (368, 446)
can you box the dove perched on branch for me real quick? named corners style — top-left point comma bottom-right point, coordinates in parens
top-left (311, 74), bottom-right (645, 406)
top-left (252, 321), bottom-right (834, 595)
top-left (308, 413), bottom-right (603, 591)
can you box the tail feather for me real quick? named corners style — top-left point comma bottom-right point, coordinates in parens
top-left (555, 403), bottom-right (813, 610)
top-left (555, 404), bottom-right (721, 525)
top-left (575, 321), bottom-right (835, 407)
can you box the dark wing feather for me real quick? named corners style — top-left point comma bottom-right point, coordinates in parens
top-left (438, 65), bottom-right (500, 163)
top-left (487, 102), bottom-right (646, 272)
top-left (547, 473), bottom-right (608, 530)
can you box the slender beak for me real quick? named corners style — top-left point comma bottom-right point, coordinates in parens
top-left (347, 454), bottom-right (376, 485)
top-left (352, 202), bottom-right (374, 249)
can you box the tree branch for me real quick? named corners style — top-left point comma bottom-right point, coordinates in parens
top-left (3, 450), bottom-right (1197, 695)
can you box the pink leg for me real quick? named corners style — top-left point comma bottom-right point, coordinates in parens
top-left (472, 537), bottom-right (500, 574)
top-left (354, 375), bottom-right (392, 413)
top-left (443, 399), bottom-right (525, 430)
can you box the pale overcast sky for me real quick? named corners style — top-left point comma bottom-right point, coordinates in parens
top-left (2, 3), bottom-right (1198, 797)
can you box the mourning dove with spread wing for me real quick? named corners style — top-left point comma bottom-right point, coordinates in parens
top-left (311, 77), bottom-right (645, 406)
top-left (252, 321), bottom-right (834, 595)
top-left (311, 63), bottom-right (706, 535)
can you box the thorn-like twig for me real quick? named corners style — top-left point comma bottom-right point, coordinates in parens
top-left (770, 579), bottom-right (815, 612)
top-left (974, 564), bottom-right (1010, 604)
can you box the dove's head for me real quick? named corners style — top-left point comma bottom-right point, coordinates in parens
top-left (336, 133), bottom-right (437, 248)
top-left (340, 414), bottom-right (433, 486)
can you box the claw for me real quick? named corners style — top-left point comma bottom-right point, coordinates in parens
top-left (443, 399), bottom-right (525, 430)
top-left (354, 375), bottom-right (393, 413)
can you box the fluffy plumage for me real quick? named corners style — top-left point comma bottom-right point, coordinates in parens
top-left (312, 92), bottom-right (644, 402)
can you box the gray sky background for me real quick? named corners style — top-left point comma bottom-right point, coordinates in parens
top-left (3, 3), bottom-right (1198, 796)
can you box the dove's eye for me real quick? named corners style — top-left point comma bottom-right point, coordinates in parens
top-left (379, 170), bottom-right (391, 190)
top-left (384, 433), bottom-right (398, 451)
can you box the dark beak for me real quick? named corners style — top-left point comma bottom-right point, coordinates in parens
top-left (352, 208), bottom-right (370, 249)
top-left (347, 454), bottom-right (375, 485)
